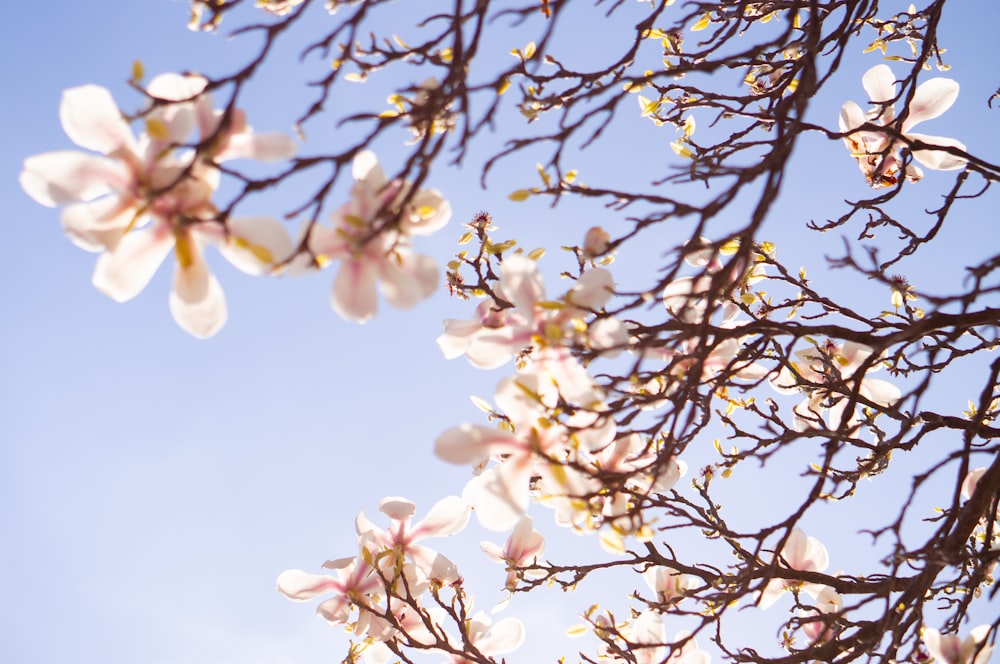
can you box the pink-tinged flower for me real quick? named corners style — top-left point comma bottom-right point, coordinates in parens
top-left (308, 151), bottom-right (449, 323)
top-left (642, 565), bottom-right (691, 605)
top-left (435, 373), bottom-right (613, 530)
top-left (276, 556), bottom-right (383, 628)
top-left (355, 496), bottom-right (470, 585)
top-left (447, 612), bottom-right (525, 664)
top-left (923, 624), bottom-right (994, 664)
top-left (758, 527), bottom-right (830, 609)
top-left (800, 586), bottom-right (843, 644)
top-left (481, 515), bottom-right (545, 590)
top-left (961, 467), bottom-right (987, 500)
top-left (437, 254), bottom-right (625, 406)
top-left (771, 340), bottom-right (901, 432)
top-left (20, 75), bottom-right (295, 337)
top-left (839, 64), bottom-right (966, 188)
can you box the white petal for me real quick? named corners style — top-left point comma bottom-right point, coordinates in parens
top-left (378, 250), bottom-right (438, 310)
top-left (475, 617), bottom-right (525, 657)
top-left (902, 77), bottom-right (959, 132)
top-left (465, 461), bottom-right (532, 531)
top-left (377, 497), bottom-right (417, 521)
top-left (401, 188), bottom-right (451, 236)
top-left (331, 259), bottom-right (378, 323)
top-left (217, 217), bottom-right (293, 275)
top-left (907, 133), bottom-right (967, 171)
top-left (862, 64), bottom-right (897, 104)
top-left (838, 99), bottom-right (867, 133)
top-left (21, 151), bottom-right (131, 207)
top-left (169, 247), bottom-right (227, 338)
top-left (60, 196), bottom-right (135, 252)
top-left (861, 377), bottom-right (901, 406)
top-left (92, 223), bottom-right (174, 302)
top-left (632, 611), bottom-right (665, 664)
top-left (352, 150), bottom-right (388, 189)
top-left (500, 254), bottom-right (545, 313)
top-left (568, 268), bottom-right (615, 309)
top-left (60, 85), bottom-right (136, 154)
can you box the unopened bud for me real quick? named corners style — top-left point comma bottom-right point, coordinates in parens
top-left (583, 226), bottom-right (610, 258)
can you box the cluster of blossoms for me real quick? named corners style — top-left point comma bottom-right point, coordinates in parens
top-left (770, 339), bottom-right (902, 432)
top-left (22, 80), bottom-right (452, 335)
top-left (21, 74), bottom-right (297, 337)
top-left (302, 150), bottom-right (451, 323)
top-left (839, 64), bottom-right (966, 188)
top-left (277, 495), bottom-right (525, 663)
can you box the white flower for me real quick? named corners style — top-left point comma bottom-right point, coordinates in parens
top-left (839, 64), bottom-right (966, 188)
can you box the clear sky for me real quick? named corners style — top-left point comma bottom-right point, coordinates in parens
top-left (2, 2), bottom-right (998, 663)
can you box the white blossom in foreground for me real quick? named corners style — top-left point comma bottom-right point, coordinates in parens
top-left (923, 625), bottom-right (994, 664)
top-left (839, 64), bottom-right (966, 188)
top-left (308, 151), bottom-right (450, 323)
top-left (20, 74), bottom-right (296, 337)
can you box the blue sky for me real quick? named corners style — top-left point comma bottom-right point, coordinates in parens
top-left (2, 1), bottom-right (998, 663)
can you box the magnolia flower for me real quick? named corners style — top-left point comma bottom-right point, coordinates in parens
top-left (437, 253), bottom-right (625, 406)
top-left (20, 75), bottom-right (296, 337)
top-left (758, 527), bottom-right (830, 609)
top-left (276, 556), bottom-right (383, 628)
top-left (642, 565), bottom-right (691, 606)
top-left (435, 373), bottom-right (613, 530)
top-left (839, 64), bottom-right (966, 188)
top-left (355, 496), bottom-right (470, 585)
top-left (923, 625), bottom-right (994, 664)
top-left (481, 515), bottom-right (545, 590)
top-left (772, 340), bottom-right (901, 432)
top-left (800, 586), bottom-right (843, 644)
top-left (308, 151), bottom-right (449, 323)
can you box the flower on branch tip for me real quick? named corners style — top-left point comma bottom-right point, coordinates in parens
top-left (20, 74), bottom-right (296, 337)
top-left (839, 64), bottom-right (966, 188)
top-left (307, 150), bottom-right (450, 323)
top-left (758, 527), bottom-right (830, 609)
top-left (437, 253), bottom-right (625, 406)
top-left (481, 515), bottom-right (545, 591)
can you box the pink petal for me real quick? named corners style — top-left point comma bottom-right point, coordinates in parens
top-left (60, 85), bottom-right (136, 154)
top-left (907, 132), bottom-right (967, 170)
top-left (412, 496), bottom-right (470, 539)
top-left (632, 611), bottom-right (666, 664)
top-left (276, 569), bottom-right (339, 601)
top-left (21, 151), bottom-right (131, 207)
top-left (436, 318), bottom-right (482, 359)
top-left (92, 223), bottom-right (174, 302)
top-left (434, 424), bottom-right (519, 465)
top-left (169, 246), bottom-right (227, 338)
top-left (331, 259), bottom-right (378, 323)
top-left (901, 77), bottom-right (959, 132)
